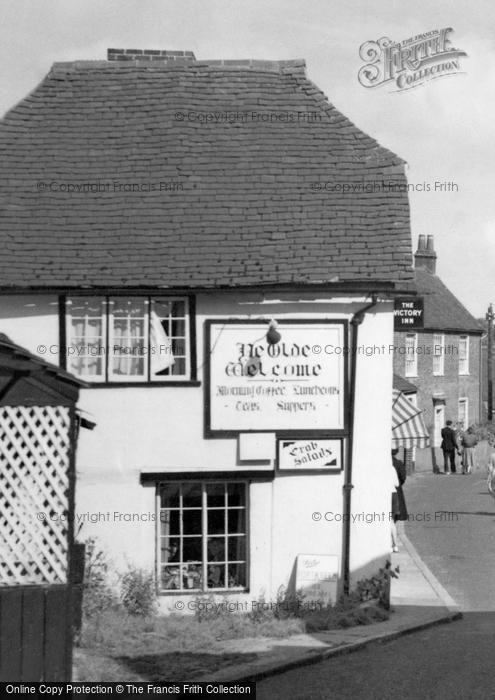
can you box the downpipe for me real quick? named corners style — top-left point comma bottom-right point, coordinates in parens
top-left (342, 293), bottom-right (379, 596)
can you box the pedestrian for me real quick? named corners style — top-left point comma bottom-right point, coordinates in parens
top-left (390, 461), bottom-right (399, 553)
top-left (460, 426), bottom-right (478, 474)
top-left (487, 441), bottom-right (495, 499)
top-left (440, 420), bottom-right (460, 475)
top-left (455, 421), bottom-right (464, 472)
top-left (390, 449), bottom-right (408, 552)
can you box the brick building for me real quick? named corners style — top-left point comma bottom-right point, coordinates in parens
top-left (394, 235), bottom-right (483, 470)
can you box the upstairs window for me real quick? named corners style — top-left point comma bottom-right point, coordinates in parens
top-left (404, 333), bottom-right (418, 377)
top-left (458, 335), bottom-right (469, 375)
top-left (433, 334), bottom-right (444, 376)
top-left (65, 296), bottom-right (191, 382)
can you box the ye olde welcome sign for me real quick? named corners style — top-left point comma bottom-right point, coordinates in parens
top-left (207, 321), bottom-right (346, 434)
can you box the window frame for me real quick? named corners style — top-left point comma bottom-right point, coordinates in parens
top-left (432, 333), bottom-right (445, 376)
top-left (458, 335), bottom-right (469, 375)
top-left (61, 293), bottom-right (197, 386)
top-left (404, 332), bottom-right (418, 378)
top-left (156, 480), bottom-right (249, 595)
top-left (458, 397), bottom-right (468, 430)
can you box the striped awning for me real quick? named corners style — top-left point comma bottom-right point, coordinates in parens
top-left (392, 389), bottom-right (430, 449)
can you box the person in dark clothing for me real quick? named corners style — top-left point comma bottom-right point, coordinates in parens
top-left (441, 420), bottom-right (460, 474)
top-left (391, 449), bottom-right (408, 521)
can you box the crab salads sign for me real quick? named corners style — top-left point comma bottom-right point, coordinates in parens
top-left (278, 439), bottom-right (342, 471)
top-left (207, 321), bottom-right (346, 433)
top-left (358, 28), bottom-right (467, 91)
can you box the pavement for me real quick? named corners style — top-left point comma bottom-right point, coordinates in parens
top-left (199, 521), bottom-right (462, 684)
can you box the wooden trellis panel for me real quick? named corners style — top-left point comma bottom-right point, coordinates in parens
top-left (0, 406), bottom-right (71, 585)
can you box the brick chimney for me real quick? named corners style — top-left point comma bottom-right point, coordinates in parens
top-left (107, 48), bottom-right (196, 62)
top-left (414, 234), bottom-right (436, 274)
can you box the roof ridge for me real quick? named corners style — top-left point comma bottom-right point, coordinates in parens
top-left (49, 58), bottom-right (307, 76)
top-left (414, 268), bottom-right (483, 332)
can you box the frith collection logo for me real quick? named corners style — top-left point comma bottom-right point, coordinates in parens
top-left (358, 28), bottom-right (467, 91)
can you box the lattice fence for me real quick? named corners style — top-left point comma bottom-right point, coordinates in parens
top-left (0, 406), bottom-right (71, 585)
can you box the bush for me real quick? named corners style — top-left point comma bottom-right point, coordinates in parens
top-left (472, 422), bottom-right (495, 444)
top-left (353, 560), bottom-right (399, 609)
top-left (81, 538), bottom-right (118, 619)
top-left (120, 567), bottom-right (158, 616)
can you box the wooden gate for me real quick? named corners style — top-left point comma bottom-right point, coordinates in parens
top-left (0, 337), bottom-right (84, 681)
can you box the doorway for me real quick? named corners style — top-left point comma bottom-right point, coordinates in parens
top-left (434, 403), bottom-right (445, 447)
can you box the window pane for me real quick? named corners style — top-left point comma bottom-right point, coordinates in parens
top-left (151, 299), bottom-right (176, 378)
top-left (161, 566), bottom-right (181, 590)
top-left (207, 564), bottom-right (225, 589)
top-left (228, 564), bottom-right (246, 588)
top-left (228, 509), bottom-right (246, 534)
top-left (66, 297), bottom-right (106, 379)
top-left (161, 538), bottom-right (180, 563)
top-left (227, 483), bottom-right (246, 507)
top-left (171, 358), bottom-right (186, 375)
top-left (208, 509), bottom-right (225, 535)
top-left (183, 537), bottom-right (202, 561)
top-left (171, 300), bottom-right (186, 317)
top-left (228, 536), bottom-right (246, 561)
top-left (207, 537), bottom-right (225, 562)
top-left (110, 297), bottom-right (147, 378)
top-left (172, 339), bottom-right (186, 356)
top-left (207, 483), bottom-right (225, 507)
top-left (160, 484), bottom-right (180, 509)
top-left (183, 564), bottom-right (202, 590)
top-left (152, 297), bottom-right (188, 380)
top-left (183, 510), bottom-right (202, 535)
top-left (182, 483), bottom-right (202, 508)
top-left (171, 319), bottom-right (186, 336)
top-left (159, 511), bottom-right (180, 537)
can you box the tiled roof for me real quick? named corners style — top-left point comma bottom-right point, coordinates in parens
top-left (0, 332), bottom-right (84, 386)
top-left (0, 57), bottom-right (413, 289)
top-left (414, 269), bottom-right (483, 333)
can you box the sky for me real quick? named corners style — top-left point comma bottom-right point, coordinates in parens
top-left (1, 0), bottom-right (493, 317)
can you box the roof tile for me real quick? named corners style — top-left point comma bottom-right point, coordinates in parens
top-left (0, 58), bottom-right (413, 289)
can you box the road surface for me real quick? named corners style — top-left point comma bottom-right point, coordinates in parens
top-left (256, 471), bottom-right (495, 699)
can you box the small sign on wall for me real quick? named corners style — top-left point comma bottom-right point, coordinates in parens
top-left (394, 297), bottom-right (424, 329)
top-left (278, 438), bottom-right (342, 471)
top-left (295, 554), bottom-right (339, 605)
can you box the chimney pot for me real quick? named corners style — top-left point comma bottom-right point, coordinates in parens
top-left (414, 235), bottom-right (436, 274)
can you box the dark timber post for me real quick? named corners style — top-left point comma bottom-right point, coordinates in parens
top-left (487, 304), bottom-right (494, 421)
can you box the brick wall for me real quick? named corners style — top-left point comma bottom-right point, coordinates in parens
top-left (107, 49), bottom-right (196, 62)
top-left (393, 330), bottom-right (481, 440)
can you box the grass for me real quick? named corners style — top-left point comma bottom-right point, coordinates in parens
top-left (76, 556), bottom-right (395, 681)
top-left (75, 599), bottom-right (390, 681)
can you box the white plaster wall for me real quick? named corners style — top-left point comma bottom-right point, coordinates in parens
top-left (349, 307), bottom-right (395, 584)
top-left (0, 295), bottom-right (60, 362)
top-left (269, 473), bottom-right (344, 600)
top-left (0, 291), bottom-right (395, 600)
